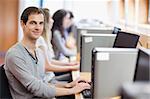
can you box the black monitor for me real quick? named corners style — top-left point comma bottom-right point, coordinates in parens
top-left (134, 48), bottom-right (150, 81)
top-left (113, 32), bottom-right (139, 48)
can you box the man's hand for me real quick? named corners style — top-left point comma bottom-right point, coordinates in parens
top-left (70, 82), bottom-right (91, 94)
top-left (66, 77), bottom-right (90, 88)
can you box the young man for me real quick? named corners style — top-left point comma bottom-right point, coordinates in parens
top-left (4, 7), bottom-right (90, 99)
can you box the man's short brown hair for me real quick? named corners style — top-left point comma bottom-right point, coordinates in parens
top-left (21, 6), bottom-right (44, 24)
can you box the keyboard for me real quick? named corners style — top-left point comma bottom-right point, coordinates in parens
top-left (82, 89), bottom-right (92, 98)
top-left (81, 82), bottom-right (92, 98)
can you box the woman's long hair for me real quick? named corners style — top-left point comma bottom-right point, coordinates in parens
top-left (51, 9), bottom-right (68, 38)
top-left (41, 8), bottom-right (53, 50)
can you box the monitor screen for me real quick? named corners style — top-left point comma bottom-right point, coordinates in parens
top-left (134, 49), bottom-right (150, 81)
top-left (113, 32), bottom-right (139, 48)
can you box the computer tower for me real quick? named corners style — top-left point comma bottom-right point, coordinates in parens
top-left (80, 34), bottom-right (116, 72)
top-left (92, 48), bottom-right (138, 99)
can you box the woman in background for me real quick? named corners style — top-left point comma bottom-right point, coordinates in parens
top-left (51, 9), bottom-right (76, 61)
top-left (36, 8), bottom-right (79, 82)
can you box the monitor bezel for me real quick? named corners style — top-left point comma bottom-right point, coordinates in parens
top-left (133, 48), bottom-right (150, 81)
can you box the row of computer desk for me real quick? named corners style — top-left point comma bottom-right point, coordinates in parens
top-left (70, 56), bottom-right (121, 99)
top-left (71, 27), bottom-right (150, 98)
top-left (70, 44), bottom-right (150, 98)
top-left (72, 71), bottom-right (122, 99)
top-left (71, 48), bottom-right (150, 98)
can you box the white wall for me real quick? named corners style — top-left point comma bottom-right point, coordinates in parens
top-left (18, 0), bottom-right (115, 40)
top-left (43, 0), bottom-right (109, 23)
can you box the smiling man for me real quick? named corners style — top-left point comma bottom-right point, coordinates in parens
top-left (4, 7), bottom-right (90, 99)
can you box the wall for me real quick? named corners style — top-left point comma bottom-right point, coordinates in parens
top-left (0, 0), bottom-right (18, 64)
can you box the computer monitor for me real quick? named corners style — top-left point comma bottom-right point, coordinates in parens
top-left (92, 48), bottom-right (138, 99)
top-left (133, 48), bottom-right (150, 81)
top-left (80, 33), bottom-right (116, 72)
top-left (113, 32), bottom-right (140, 48)
top-left (77, 27), bottom-right (113, 52)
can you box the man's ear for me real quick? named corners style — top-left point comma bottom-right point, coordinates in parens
top-left (20, 20), bottom-right (25, 28)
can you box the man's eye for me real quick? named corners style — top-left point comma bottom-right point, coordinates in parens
top-left (30, 22), bottom-right (36, 24)
top-left (40, 22), bottom-right (44, 25)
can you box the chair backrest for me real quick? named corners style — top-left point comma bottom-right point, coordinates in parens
top-left (0, 64), bottom-right (12, 99)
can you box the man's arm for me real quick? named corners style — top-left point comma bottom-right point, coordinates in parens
top-left (49, 82), bottom-right (90, 96)
top-left (6, 51), bottom-right (90, 97)
top-left (6, 52), bottom-right (56, 98)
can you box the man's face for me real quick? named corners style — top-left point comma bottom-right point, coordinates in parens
top-left (22, 13), bottom-right (44, 40)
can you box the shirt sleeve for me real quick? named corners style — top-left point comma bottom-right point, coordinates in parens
top-left (5, 52), bottom-right (56, 98)
top-left (53, 30), bottom-right (76, 57)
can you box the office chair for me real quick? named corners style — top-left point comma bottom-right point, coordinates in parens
top-left (0, 64), bottom-right (12, 99)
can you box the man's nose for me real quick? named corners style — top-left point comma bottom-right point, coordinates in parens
top-left (35, 24), bottom-right (41, 30)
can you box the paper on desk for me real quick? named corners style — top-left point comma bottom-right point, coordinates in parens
top-left (97, 52), bottom-right (109, 61)
top-left (85, 37), bottom-right (93, 43)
